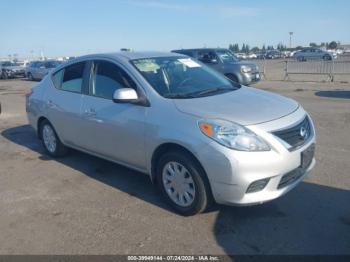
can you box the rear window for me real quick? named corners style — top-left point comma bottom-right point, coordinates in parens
top-left (173, 50), bottom-right (195, 57)
top-left (52, 62), bottom-right (85, 93)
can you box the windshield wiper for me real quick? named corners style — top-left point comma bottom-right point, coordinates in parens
top-left (164, 86), bottom-right (236, 99)
top-left (193, 86), bottom-right (236, 97)
top-left (163, 93), bottom-right (197, 99)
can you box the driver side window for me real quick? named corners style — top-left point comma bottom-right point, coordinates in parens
top-left (90, 60), bottom-right (136, 100)
top-left (197, 51), bottom-right (218, 64)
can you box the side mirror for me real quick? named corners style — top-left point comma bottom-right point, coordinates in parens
top-left (113, 88), bottom-right (139, 103)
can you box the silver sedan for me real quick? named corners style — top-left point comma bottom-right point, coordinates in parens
top-left (26, 52), bottom-right (316, 215)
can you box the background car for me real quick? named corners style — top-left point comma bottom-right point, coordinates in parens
top-left (26, 60), bottom-right (61, 81)
top-left (172, 48), bottom-right (260, 85)
top-left (265, 50), bottom-right (283, 59)
top-left (294, 48), bottom-right (336, 61)
top-left (0, 61), bottom-right (25, 77)
top-left (234, 53), bottom-right (248, 60)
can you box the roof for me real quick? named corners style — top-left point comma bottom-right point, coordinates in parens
top-left (172, 48), bottom-right (229, 52)
top-left (79, 51), bottom-right (183, 61)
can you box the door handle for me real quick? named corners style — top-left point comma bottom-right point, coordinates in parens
top-left (47, 100), bottom-right (54, 108)
top-left (84, 108), bottom-right (96, 117)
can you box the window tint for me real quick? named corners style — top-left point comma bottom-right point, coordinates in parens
top-left (61, 62), bottom-right (85, 93)
top-left (45, 61), bottom-right (60, 69)
top-left (197, 51), bottom-right (218, 63)
top-left (90, 61), bottom-right (136, 99)
top-left (52, 69), bottom-right (64, 89)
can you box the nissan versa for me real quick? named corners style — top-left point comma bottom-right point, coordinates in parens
top-left (26, 52), bottom-right (316, 216)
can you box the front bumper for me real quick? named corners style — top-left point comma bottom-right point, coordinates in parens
top-left (241, 71), bottom-right (261, 85)
top-left (196, 107), bottom-right (316, 206)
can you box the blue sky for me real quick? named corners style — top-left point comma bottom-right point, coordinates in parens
top-left (2, 0), bottom-right (350, 58)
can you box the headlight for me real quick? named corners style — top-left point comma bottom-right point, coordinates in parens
top-left (241, 66), bottom-right (252, 73)
top-left (198, 119), bottom-right (270, 151)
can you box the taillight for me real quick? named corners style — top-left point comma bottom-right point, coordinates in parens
top-left (25, 89), bottom-right (33, 98)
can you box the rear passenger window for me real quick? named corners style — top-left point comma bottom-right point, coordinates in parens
top-left (52, 62), bottom-right (85, 93)
top-left (52, 69), bottom-right (64, 89)
top-left (90, 61), bottom-right (136, 99)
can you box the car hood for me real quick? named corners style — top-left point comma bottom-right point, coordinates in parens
top-left (173, 86), bottom-right (299, 126)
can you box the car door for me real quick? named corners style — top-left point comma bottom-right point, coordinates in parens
top-left (44, 61), bottom-right (87, 145)
top-left (79, 59), bottom-right (146, 170)
top-left (31, 62), bottom-right (42, 79)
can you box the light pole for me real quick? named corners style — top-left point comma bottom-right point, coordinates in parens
top-left (289, 32), bottom-right (293, 49)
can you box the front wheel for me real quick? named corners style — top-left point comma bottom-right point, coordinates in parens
top-left (40, 120), bottom-right (68, 157)
top-left (27, 73), bottom-right (34, 81)
top-left (156, 151), bottom-right (212, 216)
top-left (323, 55), bottom-right (332, 61)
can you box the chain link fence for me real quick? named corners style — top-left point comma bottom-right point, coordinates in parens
top-left (244, 54), bottom-right (350, 82)
top-left (284, 56), bottom-right (350, 82)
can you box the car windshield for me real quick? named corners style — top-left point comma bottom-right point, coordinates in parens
top-left (132, 56), bottom-right (239, 99)
top-left (215, 50), bottom-right (239, 62)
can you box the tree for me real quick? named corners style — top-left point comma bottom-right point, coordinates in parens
top-left (328, 41), bottom-right (338, 49)
top-left (251, 46), bottom-right (260, 52)
top-left (262, 45), bottom-right (266, 52)
top-left (245, 44), bottom-right (250, 54)
top-left (228, 43), bottom-right (240, 53)
top-left (277, 43), bottom-right (287, 51)
top-left (242, 43), bottom-right (246, 53)
top-left (229, 44), bottom-right (234, 52)
top-left (309, 42), bottom-right (318, 47)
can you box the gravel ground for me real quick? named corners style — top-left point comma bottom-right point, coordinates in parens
top-left (0, 79), bottom-right (349, 255)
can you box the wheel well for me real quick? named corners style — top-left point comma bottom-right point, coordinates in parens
top-left (151, 142), bottom-right (214, 204)
top-left (37, 116), bottom-right (48, 139)
top-left (225, 73), bottom-right (239, 82)
top-left (151, 143), bottom-right (203, 181)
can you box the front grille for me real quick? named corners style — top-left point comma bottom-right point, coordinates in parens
top-left (273, 116), bottom-right (312, 151)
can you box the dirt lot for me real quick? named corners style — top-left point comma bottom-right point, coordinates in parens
top-left (0, 79), bottom-right (349, 255)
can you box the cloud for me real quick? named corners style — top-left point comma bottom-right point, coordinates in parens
top-left (124, 0), bottom-right (260, 17)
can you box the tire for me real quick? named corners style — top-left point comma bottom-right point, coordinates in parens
top-left (226, 74), bottom-right (239, 84)
top-left (323, 55), bottom-right (331, 61)
top-left (39, 120), bottom-right (68, 157)
top-left (2, 71), bottom-right (8, 79)
top-left (156, 150), bottom-right (212, 216)
top-left (28, 73), bottom-right (34, 81)
top-left (297, 56), bottom-right (305, 62)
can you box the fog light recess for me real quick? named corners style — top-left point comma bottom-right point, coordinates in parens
top-left (246, 178), bottom-right (270, 193)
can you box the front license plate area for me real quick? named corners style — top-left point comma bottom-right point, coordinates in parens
top-left (301, 144), bottom-right (315, 169)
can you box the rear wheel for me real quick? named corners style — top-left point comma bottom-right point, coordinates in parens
top-left (156, 150), bottom-right (212, 216)
top-left (40, 120), bottom-right (68, 157)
